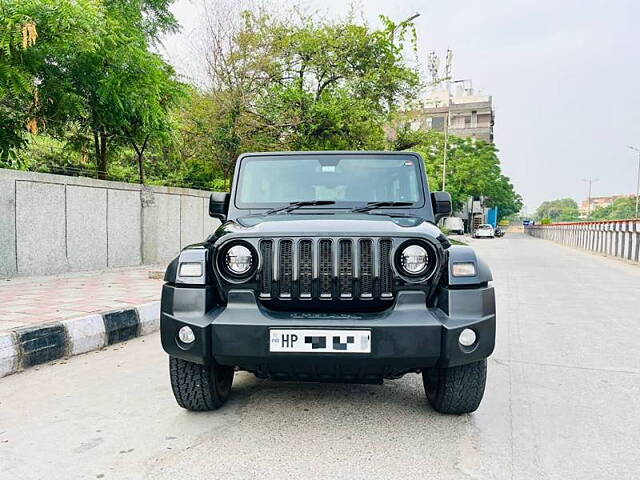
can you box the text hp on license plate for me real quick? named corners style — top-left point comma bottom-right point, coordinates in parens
top-left (269, 329), bottom-right (371, 353)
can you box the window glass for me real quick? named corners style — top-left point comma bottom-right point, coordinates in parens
top-left (236, 155), bottom-right (424, 208)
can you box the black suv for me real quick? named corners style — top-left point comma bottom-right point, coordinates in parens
top-left (161, 152), bottom-right (495, 414)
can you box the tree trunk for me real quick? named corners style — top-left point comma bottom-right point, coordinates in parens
top-left (131, 134), bottom-right (150, 185)
top-left (93, 131), bottom-right (100, 174)
top-left (98, 132), bottom-right (108, 180)
top-left (137, 154), bottom-right (145, 184)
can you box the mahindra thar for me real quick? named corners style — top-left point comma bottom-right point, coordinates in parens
top-left (161, 152), bottom-right (495, 414)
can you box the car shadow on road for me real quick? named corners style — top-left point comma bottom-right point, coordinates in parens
top-left (223, 371), bottom-right (456, 419)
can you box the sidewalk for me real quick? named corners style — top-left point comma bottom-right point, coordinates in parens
top-left (0, 266), bottom-right (165, 378)
top-left (0, 267), bottom-right (164, 332)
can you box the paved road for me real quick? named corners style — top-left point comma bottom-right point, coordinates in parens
top-left (1, 234), bottom-right (639, 480)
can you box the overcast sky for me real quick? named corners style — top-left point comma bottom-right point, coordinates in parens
top-left (160, 0), bottom-right (640, 213)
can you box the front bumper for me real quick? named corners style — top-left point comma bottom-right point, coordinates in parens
top-left (161, 284), bottom-right (495, 380)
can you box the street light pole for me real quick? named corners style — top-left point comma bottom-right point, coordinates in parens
top-left (442, 110), bottom-right (448, 191)
top-left (582, 178), bottom-right (599, 218)
top-left (628, 146), bottom-right (640, 218)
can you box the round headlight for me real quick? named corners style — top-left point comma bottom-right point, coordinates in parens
top-left (225, 245), bottom-right (253, 275)
top-left (400, 244), bottom-right (429, 275)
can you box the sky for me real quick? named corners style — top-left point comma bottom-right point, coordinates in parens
top-left (159, 0), bottom-right (640, 213)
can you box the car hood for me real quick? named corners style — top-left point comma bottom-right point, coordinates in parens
top-left (212, 213), bottom-right (446, 242)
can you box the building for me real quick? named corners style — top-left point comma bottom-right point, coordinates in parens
top-left (579, 194), bottom-right (634, 216)
top-left (408, 80), bottom-right (495, 143)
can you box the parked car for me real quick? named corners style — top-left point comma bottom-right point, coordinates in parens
top-left (161, 151), bottom-right (496, 414)
top-left (494, 226), bottom-right (506, 237)
top-left (473, 224), bottom-right (495, 238)
top-left (442, 216), bottom-right (465, 235)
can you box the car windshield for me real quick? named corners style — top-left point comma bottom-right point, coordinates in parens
top-left (479, 225), bottom-right (492, 229)
top-left (235, 155), bottom-right (424, 209)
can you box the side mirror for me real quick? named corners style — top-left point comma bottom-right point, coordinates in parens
top-left (431, 191), bottom-right (452, 222)
top-left (209, 192), bottom-right (230, 222)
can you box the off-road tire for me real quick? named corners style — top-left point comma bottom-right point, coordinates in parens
top-left (169, 356), bottom-right (234, 411)
top-left (423, 359), bottom-right (487, 414)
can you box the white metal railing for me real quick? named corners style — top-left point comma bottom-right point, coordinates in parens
top-left (525, 220), bottom-right (640, 263)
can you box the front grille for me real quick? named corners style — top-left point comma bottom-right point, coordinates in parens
top-left (259, 238), bottom-right (394, 300)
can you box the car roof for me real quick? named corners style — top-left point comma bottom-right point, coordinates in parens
top-left (238, 151), bottom-right (422, 159)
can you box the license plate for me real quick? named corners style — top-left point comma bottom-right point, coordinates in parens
top-left (269, 329), bottom-right (371, 353)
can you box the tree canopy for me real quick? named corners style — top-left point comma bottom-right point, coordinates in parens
top-left (0, 0), bottom-right (185, 179)
top-left (394, 129), bottom-right (522, 220)
top-left (0, 0), bottom-right (101, 161)
top-left (590, 196), bottom-right (637, 220)
top-left (535, 198), bottom-right (580, 222)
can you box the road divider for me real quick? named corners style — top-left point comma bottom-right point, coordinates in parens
top-left (0, 301), bottom-right (160, 379)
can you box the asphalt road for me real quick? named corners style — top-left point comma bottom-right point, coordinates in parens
top-left (1, 234), bottom-right (639, 480)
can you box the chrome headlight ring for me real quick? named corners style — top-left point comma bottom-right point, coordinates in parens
top-left (217, 241), bottom-right (257, 280)
top-left (394, 239), bottom-right (439, 281)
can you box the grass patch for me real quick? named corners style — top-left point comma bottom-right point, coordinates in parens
top-left (448, 237), bottom-right (468, 246)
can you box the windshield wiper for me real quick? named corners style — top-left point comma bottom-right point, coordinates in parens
top-left (265, 200), bottom-right (336, 215)
top-left (351, 201), bottom-right (413, 213)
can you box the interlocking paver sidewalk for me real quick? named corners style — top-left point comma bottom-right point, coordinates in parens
top-left (0, 267), bottom-right (164, 332)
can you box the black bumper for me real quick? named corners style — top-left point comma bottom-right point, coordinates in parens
top-left (161, 286), bottom-right (495, 381)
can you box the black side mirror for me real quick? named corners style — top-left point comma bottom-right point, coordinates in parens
top-left (209, 192), bottom-right (230, 222)
top-left (431, 191), bottom-right (452, 222)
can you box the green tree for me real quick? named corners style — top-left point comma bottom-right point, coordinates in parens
top-left (406, 130), bottom-right (522, 219)
top-left (38, 0), bottom-right (183, 179)
top-left (590, 196), bottom-right (637, 220)
top-left (0, 0), bottom-right (101, 163)
top-left (535, 198), bottom-right (580, 222)
top-left (1, 0), bottom-right (184, 179)
top-left (196, 5), bottom-right (421, 186)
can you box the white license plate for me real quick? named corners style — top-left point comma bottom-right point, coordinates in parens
top-left (269, 329), bottom-right (371, 353)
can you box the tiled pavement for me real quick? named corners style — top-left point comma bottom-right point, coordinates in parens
top-left (0, 267), bottom-right (164, 332)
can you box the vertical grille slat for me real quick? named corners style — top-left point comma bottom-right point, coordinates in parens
top-left (298, 240), bottom-right (313, 298)
top-left (379, 239), bottom-right (393, 297)
top-left (338, 240), bottom-right (353, 298)
top-left (260, 241), bottom-right (273, 298)
top-left (359, 239), bottom-right (373, 298)
top-left (319, 240), bottom-right (333, 297)
top-left (279, 240), bottom-right (293, 298)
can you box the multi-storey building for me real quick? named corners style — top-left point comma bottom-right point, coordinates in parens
top-left (408, 80), bottom-right (495, 143)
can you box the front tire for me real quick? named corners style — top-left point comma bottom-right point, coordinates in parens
top-left (423, 360), bottom-right (487, 414)
top-left (169, 356), bottom-right (234, 411)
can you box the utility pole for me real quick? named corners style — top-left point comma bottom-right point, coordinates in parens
top-left (582, 178), bottom-right (599, 218)
top-left (628, 146), bottom-right (640, 218)
top-left (442, 110), bottom-right (449, 191)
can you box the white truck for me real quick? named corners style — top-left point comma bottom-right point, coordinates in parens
top-left (442, 216), bottom-right (465, 235)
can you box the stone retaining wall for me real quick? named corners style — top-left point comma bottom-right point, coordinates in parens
top-left (0, 169), bottom-right (220, 277)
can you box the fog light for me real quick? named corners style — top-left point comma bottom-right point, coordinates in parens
top-left (459, 328), bottom-right (476, 347)
top-left (178, 326), bottom-right (195, 344)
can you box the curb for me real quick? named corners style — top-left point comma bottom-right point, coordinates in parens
top-left (0, 301), bottom-right (160, 379)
